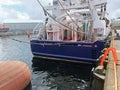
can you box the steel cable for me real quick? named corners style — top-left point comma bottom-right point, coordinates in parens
top-left (36, 0), bottom-right (77, 32)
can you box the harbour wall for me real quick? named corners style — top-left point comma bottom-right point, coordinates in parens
top-left (0, 30), bottom-right (32, 36)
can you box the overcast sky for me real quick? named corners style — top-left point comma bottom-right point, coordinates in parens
top-left (0, 0), bottom-right (120, 23)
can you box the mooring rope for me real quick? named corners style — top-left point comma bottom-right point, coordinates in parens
top-left (11, 38), bottom-right (29, 44)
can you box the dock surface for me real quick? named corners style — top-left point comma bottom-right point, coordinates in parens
top-left (104, 39), bottom-right (120, 90)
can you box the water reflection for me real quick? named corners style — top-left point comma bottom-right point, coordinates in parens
top-left (0, 35), bottom-right (92, 90)
top-left (0, 36), bottom-right (33, 65)
top-left (32, 57), bottom-right (92, 90)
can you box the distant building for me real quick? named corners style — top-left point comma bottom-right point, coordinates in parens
top-left (111, 19), bottom-right (120, 30)
top-left (3, 20), bottom-right (44, 31)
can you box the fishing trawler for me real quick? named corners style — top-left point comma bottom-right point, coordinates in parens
top-left (30, 0), bottom-right (111, 64)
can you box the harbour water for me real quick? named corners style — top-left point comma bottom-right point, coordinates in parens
top-left (0, 35), bottom-right (92, 90)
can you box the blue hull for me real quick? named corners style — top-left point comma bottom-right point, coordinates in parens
top-left (30, 40), bottom-right (105, 64)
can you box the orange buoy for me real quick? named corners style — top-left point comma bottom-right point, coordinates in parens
top-left (0, 61), bottom-right (31, 90)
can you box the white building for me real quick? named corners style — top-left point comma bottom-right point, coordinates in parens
top-left (3, 20), bottom-right (44, 31)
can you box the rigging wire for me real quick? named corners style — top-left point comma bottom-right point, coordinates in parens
top-left (57, 0), bottom-right (80, 28)
top-left (36, 0), bottom-right (77, 32)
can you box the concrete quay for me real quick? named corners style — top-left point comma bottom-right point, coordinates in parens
top-left (104, 39), bottom-right (120, 90)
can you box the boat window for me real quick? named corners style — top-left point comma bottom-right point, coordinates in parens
top-left (64, 29), bottom-right (67, 40)
top-left (53, 1), bottom-right (58, 5)
top-left (80, 0), bottom-right (87, 4)
top-left (48, 32), bottom-right (53, 40)
top-left (63, 29), bottom-right (72, 40)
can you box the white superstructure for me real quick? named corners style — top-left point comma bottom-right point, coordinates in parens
top-left (35, 0), bottom-right (111, 42)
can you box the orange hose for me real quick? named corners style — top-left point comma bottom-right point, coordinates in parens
top-left (100, 47), bottom-right (118, 66)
